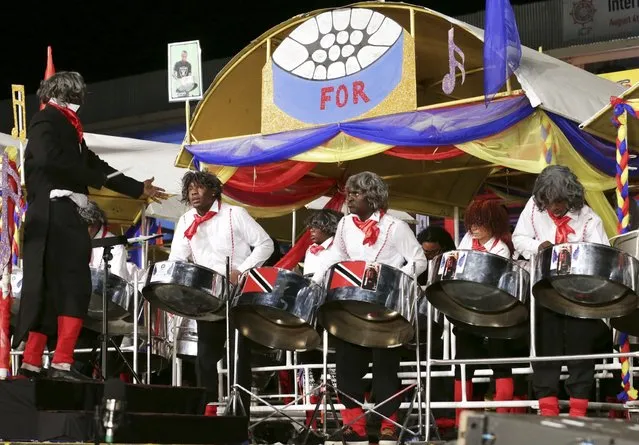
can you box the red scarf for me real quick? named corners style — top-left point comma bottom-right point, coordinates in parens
top-left (547, 212), bottom-right (575, 244)
top-left (48, 102), bottom-right (84, 142)
top-left (471, 238), bottom-right (499, 252)
top-left (353, 211), bottom-right (385, 246)
top-left (184, 211), bottom-right (217, 240)
top-left (309, 239), bottom-right (333, 255)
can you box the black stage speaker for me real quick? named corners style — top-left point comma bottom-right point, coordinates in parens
top-left (458, 411), bottom-right (639, 445)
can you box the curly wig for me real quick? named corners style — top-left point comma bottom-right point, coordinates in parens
top-left (305, 209), bottom-right (343, 237)
top-left (345, 171), bottom-right (389, 212)
top-left (464, 200), bottom-right (514, 254)
top-left (78, 200), bottom-right (107, 227)
top-left (37, 72), bottom-right (86, 105)
top-left (533, 165), bottom-right (585, 212)
top-left (180, 170), bottom-right (223, 204)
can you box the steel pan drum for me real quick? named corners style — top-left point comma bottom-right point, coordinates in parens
top-left (231, 267), bottom-right (321, 351)
top-left (142, 261), bottom-right (229, 321)
top-left (405, 291), bottom-right (443, 349)
top-left (175, 317), bottom-right (198, 359)
top-left (533, 243), bottom-right (639, 319)
top-left (426, 251), bottom-right (529, 329)
top-left (318, 261), bottom-right (416, 348)
top-left (88, 268), bottom-right (133, 321)
top-left (120, 308), bottom-right (172, 372)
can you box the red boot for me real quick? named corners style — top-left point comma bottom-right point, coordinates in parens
top-left (341, 407), bottom-right (367, 440)
top-left (49, 316), bottom-right (89, 380)
top-left (569, 398), bottom-right (588, 417)
top-left (538, 396), bottom-right (559, 416)
top-left (380, 412), bottom-right (399, 444)
top-left (494, 377), bottom-right (514, 414)
top-left (510, 394), bottom-right (528, 414)
top-left (18, 331), bottom-right (48, 378)
top-left (454, 379), bottom-right (473, 427)
top-left (204, 403), bottom-right (218, 416)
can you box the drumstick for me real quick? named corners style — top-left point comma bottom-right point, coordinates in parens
top-left (107, 168), bottom-right (131, 179)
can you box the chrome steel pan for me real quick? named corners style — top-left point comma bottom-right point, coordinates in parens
top-left (119, 308), bottom-right (172, 372)
top-left (318, 261), bottom-right (416, 348)
top-left (405, 290), bottom-right (444, 349)
top-left (610, 230), bottom-right (639, 258)
top-left (231, 267), bottom-right (321, 351)
top-left (142, 261), bottom-right (229, 321)
top-left (87, 268), bottom-right (133, 321)
top-left (533, 243), bottom-right (639, 319)
top-left (426, 250), bottom-right (529, 329)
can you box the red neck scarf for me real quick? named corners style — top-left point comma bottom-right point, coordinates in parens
top-left (353, 211), bottom-right (385, 246)
top-left (309, 244), bottom-right (325, 255)
top-left (471, 238), bottom-right (499, 252)
top-left (48, 102), bottom-right (83, 142)
top-left (184, 211), bottom-right (217, 240)
top-left (547, 211), bottom-right (575, 244)
top-left (309, 239), bottom-right (333, 255)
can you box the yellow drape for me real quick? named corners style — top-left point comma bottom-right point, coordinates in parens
top-left (454, 111), bottom-right (617, 236)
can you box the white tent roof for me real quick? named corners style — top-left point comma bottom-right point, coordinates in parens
top-left (0, 131), bottom-right (187, 221)
top-left (441, 11), bottom-right (625, 123)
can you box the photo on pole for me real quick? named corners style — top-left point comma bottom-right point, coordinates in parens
top-left (167, 40), bottom-right (203, 102)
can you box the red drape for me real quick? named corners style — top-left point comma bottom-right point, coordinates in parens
top-left (274, 190), bottom-right (346, 270)
top-left (226, 160), bottom-right (317, 192)
top-left (385, 145), bottom-right (464, 160)
top-left (224, 176), bottom-right (335, 207)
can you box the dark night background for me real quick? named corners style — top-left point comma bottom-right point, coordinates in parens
top-left (0, 0), bottom-right (544, 100)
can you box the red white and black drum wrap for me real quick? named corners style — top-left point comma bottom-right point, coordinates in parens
top-left (240, 267), bottom-right (281, 294)
top-left (319, 260), bottom-right (417, 348)
top-left (327, 261), bottom-right (367, 289)
top-left (231, 266), bottom-right (322, 351)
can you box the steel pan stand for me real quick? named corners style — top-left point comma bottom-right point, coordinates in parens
top-left (94, 239), bottom-right (141, 383)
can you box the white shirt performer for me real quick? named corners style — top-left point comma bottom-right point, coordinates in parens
top-left (169, 171), bottom-right (273, 417)
top-left (79, 201), bottom-right (129, 281)
top-left (315, 172), bottom-right (427, 445)
top-left (513, 165), bottom-right (609, 418)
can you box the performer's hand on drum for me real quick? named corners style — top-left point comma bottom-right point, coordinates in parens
top-left (538, 241), bottom-right (553, 252)
top-left (141, 177), bottom-right (169, 203)
top-left (230, 269), bottom-right (241, 285)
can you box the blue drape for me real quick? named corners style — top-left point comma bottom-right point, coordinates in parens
top-left (185, 96), bottom-right (534, 167)
top-left (483, 0), bottom-right (522, 104)
top-left (549, 112), bottom-right (639, 178)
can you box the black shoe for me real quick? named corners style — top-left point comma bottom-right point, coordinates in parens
top-left (47, 366), bottom-right (94, 382)
top-left (378, 427), bottom-right (399, 445)
top-left (325, 428), bottom-right (369, 445)
top-left (16, 367), bottom-right (42, 379)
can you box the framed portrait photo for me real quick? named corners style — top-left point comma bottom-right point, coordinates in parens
top-left (167, 40), bottom-right (203, 102)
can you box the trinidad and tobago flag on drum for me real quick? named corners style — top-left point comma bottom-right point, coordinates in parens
top-left (328, 261), bottom-right (369, 289)
top-left (241, 267), bottom-right (281, 294)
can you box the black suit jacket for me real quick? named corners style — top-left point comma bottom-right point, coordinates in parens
top-left (15, 105), bottom-right (144, 346)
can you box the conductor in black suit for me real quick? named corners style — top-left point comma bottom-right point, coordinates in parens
top-left (15, 71), bottom-right (167, 381)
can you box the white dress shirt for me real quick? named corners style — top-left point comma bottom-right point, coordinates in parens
top-left (303, 237), bottom-right (334, 276)
top-left (312, 211), bottom-right (427, 283)
top-left (169, 200), bottom-right (274, 275)
top-left (513, 197), bottom-right (609, 259)
top-left (90, 226), bottom-right (129, 280)
top-left (458, 233), bottom-right (511, 259)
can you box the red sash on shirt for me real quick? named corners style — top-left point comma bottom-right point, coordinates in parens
top-left (184, 211), bottom-right (217, 240)
top-left (309, 240), bottom-right (333, 255)
top-left (547, 212), bottom-right (575, 244)
top-left (471, 238), bottom-right (499, 252)
top-left (48, 102), bottom-right (84, 142)
top-left (353, 211), bottom-right (386, 246)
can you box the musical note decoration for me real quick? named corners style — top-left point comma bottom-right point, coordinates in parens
top-left (442, 27), bottom-right (466, 96)
top-left (0, 150), bottom-right (22, 270)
